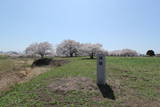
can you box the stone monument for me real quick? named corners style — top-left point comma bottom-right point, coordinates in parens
top-left (97, 54), bottom-right (106, 85)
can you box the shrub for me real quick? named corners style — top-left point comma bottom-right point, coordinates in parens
top-left (146, 50), bottom-right (155, 56)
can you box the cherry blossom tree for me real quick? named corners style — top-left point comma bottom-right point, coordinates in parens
top-left (80, 43), bottom-right (103, 59)
top-left (56, 40), bottom-right (80, 57)
top-left (25, 42), bottom-right (54, 58)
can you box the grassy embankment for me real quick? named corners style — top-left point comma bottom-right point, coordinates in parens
top-left (0, 56), bottom-right (160, 107)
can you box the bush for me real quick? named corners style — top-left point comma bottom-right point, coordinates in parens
top-left (32, 58), bottom-right (52, 67)
top-left (31, 58), bottom-right (69, 67)
top-left (146, 50), bottom-right (155, 56)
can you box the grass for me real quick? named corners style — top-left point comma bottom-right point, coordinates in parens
top-left (0, 56), bottom-right (33, 73)
top-left (0, 56), bottom-right (15, 73)
top-left (0, 57), bottom-right (160, 106)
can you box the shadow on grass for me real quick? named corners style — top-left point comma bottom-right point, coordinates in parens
top-left (97, 83), bottom-right (115, 100)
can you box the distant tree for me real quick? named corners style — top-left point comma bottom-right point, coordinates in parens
top-left (25, 43), bottom-right (39, 58)
top-left (156, 54), bottom-right (160, 57)
top-left (25, 42), bottom-right (54, 58)
top-left (146, 50), bottom-right (155, 56)
top-left (2, 51), bottom-right (21, 57)
top-left (80, 43), bottom-right (103, 59)
top-left (102, 50), bottom-right (109, 56)
top-left (121, 49), bottom-right (138, 57)
top-left (109, 50), bottom-right (121, 56)
top-left (37, 42), bottom-right (54, 58)
top-left (109, 49), bottom-right (138, 57)
top-left (56, 40), bottom-right (80, 57)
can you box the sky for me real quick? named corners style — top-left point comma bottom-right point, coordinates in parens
top-left (0, 0), bottom-right (160, 54)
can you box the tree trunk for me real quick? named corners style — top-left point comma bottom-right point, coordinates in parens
top-left (40, 54), bottom-right (44, 58)
top-left (90, 53), bottom-right (94, 59)
top-left (70, 53), bottom-right (73, 57)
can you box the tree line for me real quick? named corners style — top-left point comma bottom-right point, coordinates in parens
top-left (25, 40), bottom-right (145, 59)
top-left (1, 41), bottom-right (156, 58)
top-left (25, 40), bottom-right (104, 59)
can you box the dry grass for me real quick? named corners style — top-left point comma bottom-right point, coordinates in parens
top-left (48, 77), bottom-right (98, 93)
top-left (0, 57), bottom-right (50, 94)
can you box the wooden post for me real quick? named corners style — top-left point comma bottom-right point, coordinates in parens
top-left (97, 54), bottom-right (106, 85)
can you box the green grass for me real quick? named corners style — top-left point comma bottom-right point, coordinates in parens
top-left (0, 57), bottom-right (160, 107)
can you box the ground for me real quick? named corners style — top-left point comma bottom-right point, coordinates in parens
top-left (0, 56), bottom-right (160, 107)
top-left (0, 56), bottom-right (51, 93)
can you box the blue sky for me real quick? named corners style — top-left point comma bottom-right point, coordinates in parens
top-left (0, 0), bottom-right (160, 54)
